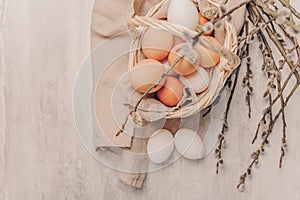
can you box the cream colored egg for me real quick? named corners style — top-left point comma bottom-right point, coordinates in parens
top-left (130, 59), bottom-right (166, 93)
top-left (167, 0), bottom-right (199, 30)
top-left (142, 28), bottom-right (174, 60)
top-left (179, 67), bottom-right (209, 93)
top-left (147, 129), bottom-right (175, 164)
top-left (174, 129), bottom-right (202, 160)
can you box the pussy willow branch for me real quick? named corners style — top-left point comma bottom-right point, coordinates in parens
top-left (251, 57), bottom-right (299, 143)
top-left (116, 114), bottom-right (130, 137)
top-left (237, 1), bottom-right (300, 191)
top-left (237, 149), bottom-right (260, 190)
top-left (267, 11), bottom-right (300, 63)
top-left (116, 0), bottom-right (256, 137)
top-left (244, 58), bottom-right (253, 118)
top-left (255, 0), bottom-right (300, 33)
top-left (280, 9), bottom-right (300, 61)
top-left (215, 66), bottom-right (241, 174)
top-left (238, 18), bottom-right (275, 41)
top-left (193, 0), bottom-right (254, 40)
top-left (133, 55), bottom-right (184, 112)
top-left (278, 0), bottom-right (300, 19)
top-left (253, 2), bottom-right (300, 80)
top-left (115, 55), bottom-right (183, 136)
top-left (237, 76), bottom-right (300, 191)
top-left (278, 72), bottom-right (287, 168)
top-left (257, 29), bottom-right (288, 167)
top-left (257, 3), bottom-right (290, 168)
top-left (250, 30), bottom-right (278, 145)
top-left (249, 2), bottom-right (300, 143)
top-left (215, 21), bottom-right (249, 174)
top-left (205, 1), bottom-right (256, 164)
top-left (248, 3), bottom-right (276, 144)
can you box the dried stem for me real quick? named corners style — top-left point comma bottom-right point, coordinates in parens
top-left (216, 65), bottom-right (241, 174)
top-left (116, 1), bottom-right (257, 136)
top-left (243, 59), bottom-right (253, 118)
top-left (258, 23), bottom-right (288, 168)
top-left (277, 0), bottom-right (300, 19)
top-left (252, 2), bottom-right (300, 79)
top-left (247, 2), bottom-right (299, 144)
top-left (133, 55), bottom-right (184, 112)
top-left (237, 80), bottom-right (300, 191)
top-left (255, 0), bottom-right (300, 34)
top-left (115, 55), bottom-right (184, 136)
top-left (115, 113), bottom-right (131, 137)
top-left (194, 0), bottom-right (254, 40)
top-left (215, 22), bottom-right (250, 174)
top-left (278, 73), bottom-right (287, 168)
top-left (237, 149), bottom-right (260, 190)
top-left (237, 1), bottom-right (300, 191)
top-left (258, 12), bottom-right (289, 168)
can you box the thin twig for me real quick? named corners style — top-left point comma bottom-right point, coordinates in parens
top-left (237, 1), bottom-right (300, 191)
top-left (252, 2), bottom-right (300, 79)
top-left (278, 73), bottom-right (287, 168)
top-left (237, 80), bottom-right (300, 191)
top-left (248, 3), bottom-right (300, 144)
top-left (194, 0), bottom-right (254, 40)
top-left (115, 55), bottom-right (184, 136)
top-left (277, 0), bottom-right (300, 19)
top-left (115, 113), bottom-right (131, 136)
top-left (216, 65), bottom-right (241, 174)
top-left (257, 23), bottom-right (288, 168)
top-left (244, 59), bottom-right (253, 118)
top-left (215, 21), bottom-right (249, 174)
top-left (133, 55), bottom-right (184, 112)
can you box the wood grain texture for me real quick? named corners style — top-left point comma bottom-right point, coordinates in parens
top-left (1, 0), bottom-right (300, 199)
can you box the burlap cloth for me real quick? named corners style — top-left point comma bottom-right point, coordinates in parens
top-left (91, 0), bottom-right (245, 188)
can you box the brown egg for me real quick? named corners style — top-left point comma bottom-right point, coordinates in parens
top-left (168, 43), bottom-right (199, 75)
top-left (196, 36), bottom-right (221, 68)
top-left (157, 76), bottom-right (184, 107)
top-left (130, 59), bottom-right (166, 93)
top-left (199, 12), bottom-right (213, 36)
top-left (134, 59), bottom-right (161, 67)
top-left (142, 28), bottom-right (174, 61)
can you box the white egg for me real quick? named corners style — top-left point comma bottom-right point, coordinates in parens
top-left (167, 0), bottom-right (199, 30)
top-left (179, 67), bottom-right (210, 93)
top-left (147, 129), bottom-right (174, 164)
top-left (174, 129), bottom-right (203, 160)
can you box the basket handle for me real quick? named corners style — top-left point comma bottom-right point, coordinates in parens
top-left (128, 16), bottom-right (240, 71)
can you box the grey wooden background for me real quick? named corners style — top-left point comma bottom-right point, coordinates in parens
top-left (1, 0), bottom-right (300, 199)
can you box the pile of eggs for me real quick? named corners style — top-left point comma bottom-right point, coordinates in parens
top-left (130, 0), bottom-right (223, 107)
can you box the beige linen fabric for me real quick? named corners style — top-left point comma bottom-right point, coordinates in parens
top-left (93, 54), bottom-right (133, 148)
top-left (91, 0), bottom-right (163, 188)
top-left (91, 0), bottom-right (245, 188)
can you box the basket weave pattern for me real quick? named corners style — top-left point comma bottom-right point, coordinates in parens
top-left (127, 0), bottom-right (240, 118)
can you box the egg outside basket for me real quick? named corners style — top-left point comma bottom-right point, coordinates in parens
top-left (127, 0), bottom-right (240, 121)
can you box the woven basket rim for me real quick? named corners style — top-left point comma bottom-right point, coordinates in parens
top-left (127, 0), bottom-right (240, 119)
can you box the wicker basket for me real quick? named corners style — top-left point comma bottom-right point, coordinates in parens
top-left (127, 0), bottom-right (240, 119)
